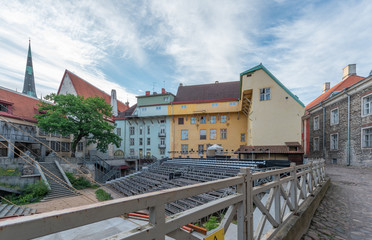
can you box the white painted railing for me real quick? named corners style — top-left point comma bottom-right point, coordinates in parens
top-left (0, 160), bottom-right (326, 240)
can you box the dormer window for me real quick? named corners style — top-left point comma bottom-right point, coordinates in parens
top-left (0, 100), bottom-right (12, 113)
top-left (0, 103), bottom-right (7, 112)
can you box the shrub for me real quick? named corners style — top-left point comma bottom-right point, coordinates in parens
top-left (203, 216), bottom-right (219, 231)
top-left (66, 172), bottom-right (92, 189)
top-left (1, 181), bottom-right (49, 205)
top-left (0, 167), bottom-right (21, 176)
top-left (95, 189), bottom-right (112, 201)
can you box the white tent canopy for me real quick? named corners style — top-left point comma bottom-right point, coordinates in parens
top-left (207, 144), bottom-right (224, 157)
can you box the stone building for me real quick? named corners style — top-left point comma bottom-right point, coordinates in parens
top-left (302, 64), bottom-right (372, 166)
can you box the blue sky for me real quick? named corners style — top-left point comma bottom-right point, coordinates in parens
top-left (0, 0), bottom-right (372, 106)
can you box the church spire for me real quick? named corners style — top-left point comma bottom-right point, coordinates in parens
top-left (22, 39), bottom-right (37, 98)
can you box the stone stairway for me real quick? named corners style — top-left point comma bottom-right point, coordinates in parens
top-left (0, 204), bottom-right (36, 218)
top-left (39, 162), bottom-right (79, 201)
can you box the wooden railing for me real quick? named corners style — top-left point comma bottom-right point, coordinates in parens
top-left (0, 160), bottom-right (326, 240)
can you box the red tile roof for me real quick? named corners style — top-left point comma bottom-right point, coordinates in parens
top-left (57, 70), bottom-right (129, 112)
top-left (0, 87), bottom-right (41, 123)
top-left (174, 81), bottom-right (240, 103)
top-left (306, 75), bottom-right (364, 110)
top-left (235, 144), bottom-right (304, 154)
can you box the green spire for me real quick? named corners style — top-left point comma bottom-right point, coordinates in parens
top-left (22, 39), bottom-right (37, 98)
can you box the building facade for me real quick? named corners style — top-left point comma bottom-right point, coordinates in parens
top-left (303, 64), bottom-right (372, 166)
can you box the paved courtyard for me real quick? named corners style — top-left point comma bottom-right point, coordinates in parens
top-left (302, 164), bottom-right (372, 240)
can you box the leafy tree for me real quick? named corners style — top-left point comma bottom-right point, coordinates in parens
top-left (35, 94), bottom-right (120, 157)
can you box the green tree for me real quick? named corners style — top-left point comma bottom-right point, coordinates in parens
top-left (35, 94), bottom-right (121, 157)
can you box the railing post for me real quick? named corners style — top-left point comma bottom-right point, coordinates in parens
top-left (149, 204), bottom-right (165, 240)
top-left (274, 173), bottom-right (281, 225)
top-left (237, 168), bottom-right (248, 240)
top-left (246, 169), bottom-right (253, 240)
top-left (309, 161), bottom-right (314, 193)
top-left (290, 163), bottom-right (298, 213)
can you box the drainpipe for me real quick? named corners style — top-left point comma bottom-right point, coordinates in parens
top-left (346, 92), bottom-right (351, 166)
top-left (322, 104), bottom-right (326, 159)
top-left (171, 102), bottom-right (175, 159)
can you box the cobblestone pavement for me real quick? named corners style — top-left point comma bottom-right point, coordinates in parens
top-left (302, 164), bottom-right (372, 240)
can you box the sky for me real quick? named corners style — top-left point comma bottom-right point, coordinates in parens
top-left (0, 0), bottom-right (372, 106)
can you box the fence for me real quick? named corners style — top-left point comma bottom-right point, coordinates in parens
top-left (0, 160), bottom-right (326, 240)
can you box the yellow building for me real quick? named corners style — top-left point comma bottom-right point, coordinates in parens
top-left (239, 64), bottom-right (305, 146)
top-left (169, 82), bottom-right (247, 158)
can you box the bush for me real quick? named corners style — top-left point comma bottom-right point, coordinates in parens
top-left (95, 189), bottom-right (112, 201)
top-left (1, 181), bottom-right (49, 205)
top-left (66, 172), bottom-right (92, 189)
top-left (203, 216), bottom-right (219, 231)
top-left (0, 167), bottom-right (21, 176)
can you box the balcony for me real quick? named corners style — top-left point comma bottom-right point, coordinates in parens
top-left (158, 144), bottom-right (166, 149)
top-left (158, 132), bottom-right (166, 137)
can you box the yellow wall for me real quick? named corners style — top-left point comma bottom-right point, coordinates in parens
top-left (169, 107), bottom-right (247, 158)
top-left (241, 69), bottom-right (304, 145)
top-left (169, 101), bottom-right (241, 115)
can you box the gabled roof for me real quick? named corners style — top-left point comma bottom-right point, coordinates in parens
top-left (173, 81), bottom-right (240, 103)
top-left (240, 64), bottom-right (305, 107)
top-left (115, 104), bottom-right (137, 120)
top-left (305, 74), bottom-right (364, 110)
top-left (57, 70), bottom-right (129, 112)
top-left (0, 87), bottom-right (41, 123)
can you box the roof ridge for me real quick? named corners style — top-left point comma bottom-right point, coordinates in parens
top-left (0, 86), bottom-right (40, 101)
top-left (179, 81), bottom-right (240, 88)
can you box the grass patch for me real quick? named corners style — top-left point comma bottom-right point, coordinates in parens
top-left (0, 182), bottom-right (21, 191)
top-left (1, 181), bottom-right (49, 205)
top-left (95, 189), bottom-right (112, 201)
top-left (0, 167), bottom-right (21, 176)
top-left (65, 172), bottom-right (92, 189)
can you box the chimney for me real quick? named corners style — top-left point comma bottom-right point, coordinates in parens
top-left (342, 64), bottom-right (356, 80)
top-left (322, 82), bottom-right (330, 93)
top-left (146, 91), bottom-right (150, 96)
top-left (161, 88), bottom-right (166, 94)
top-left (215, 81), bottom-right (219, 84)
top-left (179, 83), bottom-right (183, 87)
top-left (110, 89), bottom-right (118, 116)
top-left (125, 100), bottom-right (130, 107)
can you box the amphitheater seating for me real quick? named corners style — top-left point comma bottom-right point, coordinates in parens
top-left (106, 158), bottom-right (271, 216)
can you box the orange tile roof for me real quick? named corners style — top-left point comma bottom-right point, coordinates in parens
top-left (0, 87), bottom-right (41, 123)
top-left (57, 70), bottom-right (129, 113)
top-left (306, 75), bottom-right (364, 110)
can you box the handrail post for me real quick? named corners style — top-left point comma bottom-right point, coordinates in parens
top-left (309, 161), bottom-right (314, 193)
top-left (149, 204), bottom-right (166, 240)
top-left (290, 162), bottom-right (298, 213)
top-left (246, 169), bottom-right (253, 240)
top-left (274, 173), bottom-right (281, 225)
top-left (237, 168), bottom-right (248, 240)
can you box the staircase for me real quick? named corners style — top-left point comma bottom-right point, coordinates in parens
top-left (39, 162), bottom-right (79, 201)
top-left (0, 204), bottom-right (36, 218)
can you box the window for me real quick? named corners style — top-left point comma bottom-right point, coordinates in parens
top-left (198, 144), bottom-right (204, 154)
top-left (164, 97), bottom-right (169, 102)
top-left (200, 116), bottom-right (206, 124)
top-left (220, 129), bottom-right (227, 139)
top-left (210, 116), bottom-right (216, 124)
top-left (51, 141), bottom-right (60, 152)
top-left (116, 128), bottom-right (121, 136)
top-left (260, 88), bottom-right (271, 101)
top-left (139, 138), bottom-right (143, 145)
top-left (147, 138), bottom-right (151, 145)
top-left (147, 126), bottom-right (150, 134)
top-left (77, 142), bottom-right (84, 152)
top-left (362, 127), bottom-right (372, 148)
top-left (142, 107), bottom-right (147, 111)
top-left (0, 104), bottom-right (7, 112)
top-left (212, 103), bottom-right (218, 107)
top-left (181, 130), bottom-right (188, 140)
top-left (129, 127), bottom-right (135, 135)
top-left (362, 95), bottom-right (372, 116)
top-left (160, 119), bottom-right (165, 123)
top-left (61, 142), bottom-right (70, 152)
top-left (210, 129), bottom-right (216, 139)
top-left (160, 138), bottom-right (165, 145)
top-left (156, 106), bottom-right (161, 110)
top-left (178, 117), bottom-right (184, 125)
top-left (313, 116), bottom-right (319, 130)
top-left (130, 138), bottom-right (134, 146)
top-left (181, 105), bottom-right (187, 109)
top-left (241, 133), bottom-right (246, 142)
top-left (181, 144), bottom-right (188, 154)
top-left (130, 148), bottom-right (135, 156)
top-left (160, 149), bottom-right (165, 155)
top-left (191, 117), bottom-right (196, 124)
top-left (220, 115), bottom-right (227, 123)
top-left (313, 138), bottom-right (319, 151)
top-left (160, 128), bottom-right (165, 134)
top-left (330, 134), bottom-right (338, 150)
top-left (139, 127), bottom-right (143, 135)
top-left (200, 129), bottom-right (207, 140)
top-left (229, 102), bottom-right (237, 106)
top-left (330, 109), bottom-right (339, 125)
